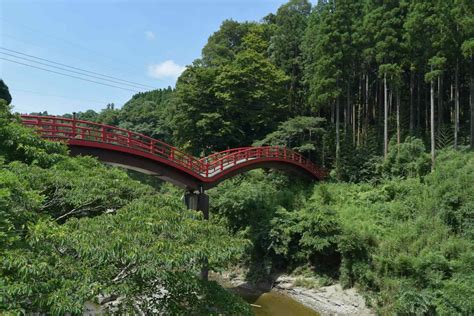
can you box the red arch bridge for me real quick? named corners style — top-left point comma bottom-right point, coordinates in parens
top-left (21, 114), bottom-right (326, 279)
top-left (20, 115), bottom-right (325, 189)
top-left (21, 116), bottom-right (323, 209)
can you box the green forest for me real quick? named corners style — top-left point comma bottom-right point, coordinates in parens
top-left (1, 0), bottom-right (474, 314)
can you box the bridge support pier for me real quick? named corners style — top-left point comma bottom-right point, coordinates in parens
top-left (184, 191), bottom-right (209, 220)
top-left (184, 190), bottom-right (209, 281)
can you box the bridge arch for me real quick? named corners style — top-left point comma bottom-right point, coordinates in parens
top-left (20, 115), bottom-right (326, 190)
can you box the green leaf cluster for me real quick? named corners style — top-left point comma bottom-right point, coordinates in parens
top-left (173, 21), bottom-right (289, 154)
top-left (209, 138), bottom-right (473, 314)
top-left (0, 102), bottom-right (250, 314)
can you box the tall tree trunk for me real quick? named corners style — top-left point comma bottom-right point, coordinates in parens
top-left (346, 81), bottom-right (353, 145)
top-left (344, 84), bottom-right (348, 136)
top-left (356, 75), bottom-right (361, 146)
top-left (389, 88), bottom-right (393, 117)
top-left (384, 74), bottom-right (388, 157)
top-left (322, 138), bottom-right (325, 168)
top-left (397, 87), bottom-right (401, 146)
top-left (438, 74), bottom-right (443, 132)
top-left (376, 80), bottom-right (380, 128)
top-left (454, 59), bottom-right (460, 149)
top-left (410, 70), bottom-right (415, 133)
top-left (471, 60), bottom-right (474, 150)
top-left (431, 77), bottom-right (436, 170)
top-left (336, 97), bottom-right (340, 174)
top-left (357, 97), bottom-right (362, 147)
top-left (364, 72), bottom-right (369, 145)
top-left (331, 101), bottom-right (335, 124)
top-left (352, 76), bottom-right (362, 146)
top-left (365, 72), bottom-right (369, 129)
top-left (417, 76), bottom-right (421, 130)
top-left (426, 84), bottom-right (429, 135)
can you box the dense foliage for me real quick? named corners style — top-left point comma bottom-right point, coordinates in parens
top-left (45, 0), bottom-right (473, 172)
top-left (57, 88), bottom-right (175, 144)
top-left (3, 0), bottom-right (473, 314)
top-left (0, 100), bottom-right (250, 314)
top-left (208, 140), bottom-right (474, 314)
top-left (0, 80), bottom-right (11, 105)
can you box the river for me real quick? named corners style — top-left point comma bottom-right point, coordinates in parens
top-left (240, 290), bottom-right (321, 316)
top-left (213, 272), bottom-right (321, 315)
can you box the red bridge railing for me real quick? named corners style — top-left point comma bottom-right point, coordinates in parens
top-left (20, 115), bottom-right (325, 180)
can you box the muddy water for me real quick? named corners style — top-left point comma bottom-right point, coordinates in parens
top-left (212, 273), bottom-right (320, 315)
top-left (239, 290), bottom-right (320, 316)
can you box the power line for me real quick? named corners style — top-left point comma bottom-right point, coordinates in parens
top-left (0, 57), bottom-right (140, 93)
top-left (11, 88), bottom-right (110, 104)
top-left (1, 33), bottom-right (161, 85)
top-left (11, 105), bottom-right (35, 114)
top-left (0, 50), bottom-right (149, 90)
top-left (0, 46), bottom-right (155, 89)
top-left (0, 17), bottom-right (157, 81)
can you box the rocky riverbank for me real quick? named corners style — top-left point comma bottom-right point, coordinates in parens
top-left (273, 276), bottom-right (373, 315)
top-left (213, 272), bottom-right (373, 316)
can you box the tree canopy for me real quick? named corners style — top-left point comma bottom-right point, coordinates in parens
top-left (0, 100), bottom-right (250, 314)
top-left (3, 0), bottom-right (474, 313)
top-left (0, 80), bottom-right (12, 105)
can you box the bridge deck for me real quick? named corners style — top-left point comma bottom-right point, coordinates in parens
top-left (20, 115), bottom-right (326, 189)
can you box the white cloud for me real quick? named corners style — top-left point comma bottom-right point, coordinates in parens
top-left (145, 31), bottom-right (155, 40)
top-left (148, 60), bottom-right (186, 79)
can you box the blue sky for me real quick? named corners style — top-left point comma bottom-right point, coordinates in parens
top-left (0, 0), bottom-right (302, 115)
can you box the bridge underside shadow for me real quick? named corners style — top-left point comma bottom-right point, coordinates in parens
top-left (69, 146), bottom-right (317, 191)
top-left (203, 160), bottom-right (317, 190)
top-left (69, 146), bottom-right (203, 189)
